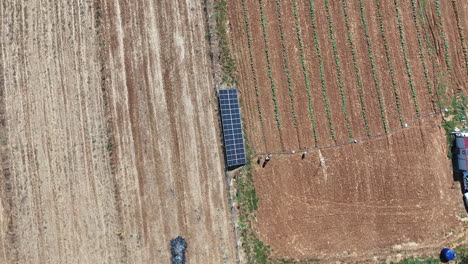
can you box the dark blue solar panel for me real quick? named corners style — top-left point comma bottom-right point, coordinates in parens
top-left (218, 89), bottom-right (246, 168)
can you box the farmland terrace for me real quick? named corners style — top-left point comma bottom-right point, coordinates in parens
top-left (228, 0), bottom-right (468, 262)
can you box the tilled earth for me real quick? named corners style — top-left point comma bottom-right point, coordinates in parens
top-left (0, 0), bottom-right (237, 263)
top-left (227, 0), bottom-right (468, 261)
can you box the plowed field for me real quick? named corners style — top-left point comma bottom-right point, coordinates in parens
top-left (228, 0), bottom-right (468, 261)
top-left (0, 0), bottom-right (236, 263)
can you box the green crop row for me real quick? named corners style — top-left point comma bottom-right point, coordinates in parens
top-left (308, 0), bottom-right (336, 141)
top-left (435, 0), bottom-right (452, 72)
top-left (241, 0), bottom-right (266, 128)
top-left (293, 2), bottom-right (318, 145)
top-left (393, 0), bottom-right (420, 118)
top-left (340, 0), bottom-right (370, 136)
top-left (359, 0), bottom-right (388, 133)
top-left (324, 0), bottom-right (352, 140)
top-left (410, 0), bottom-right (436, 110)
top-left (258, 0), bottom-right (282, 130)
top-left (451, 0), bottom-right (468, 74)
top-left (274, 0), bottom-right (298, 129)
top-left (375, 0), bottom-right (404, 126)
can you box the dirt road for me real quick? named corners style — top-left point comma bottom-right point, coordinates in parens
top-left (0, 0), bottom-right (236, 263)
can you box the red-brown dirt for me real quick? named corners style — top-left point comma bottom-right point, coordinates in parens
top-left (253, 118), bottom-right (466, 261)
top-left (228, 0), bottom-right (468, 262)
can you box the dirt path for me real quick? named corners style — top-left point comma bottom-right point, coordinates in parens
top-left (0, 0), bottom-right (237, 263)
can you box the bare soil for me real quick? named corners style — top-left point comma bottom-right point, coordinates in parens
top-left (0, 0), bottom-right (237, 263)
top-left (254, 118), bottom-right (466, 262)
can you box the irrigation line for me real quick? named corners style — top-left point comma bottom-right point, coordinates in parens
top-left (253, 110), bottom-right (443, 157)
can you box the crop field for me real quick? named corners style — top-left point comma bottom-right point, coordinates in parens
top-left (228, 0), bottom-right (468, 262)
top-left (0, 0), bottom-right (237, 264)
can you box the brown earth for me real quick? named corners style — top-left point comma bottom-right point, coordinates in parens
top-left (254, 118), bottom-right (466, 262)
top-left (228, 0), bottom-right (468, 262)
top-left (0, 0), bottom-right (237, 263)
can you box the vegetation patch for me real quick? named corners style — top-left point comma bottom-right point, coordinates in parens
top-left (441, 94), bottom-right (467, 155)
top-left (389, 257), bottom-right (439, 264)
top-left (236, 145), bottom-right (272, 263)
top-left (214, 0), bottom-right (237, 85)
top-left (454, 245), bottom-right (468, 263)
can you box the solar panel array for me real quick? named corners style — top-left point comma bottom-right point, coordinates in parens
top-left (218, 89), bottom-right (246, 167)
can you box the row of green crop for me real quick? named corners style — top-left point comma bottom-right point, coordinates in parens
top-left (274, 0), bottom-right (298, 129)
top-left (374, 0), bottom-right (404, 127)
top-left (410, 0), bottom-right (436, 110)
top-left (308, 0), bottom-right (336, 141)
top-left (258, 0), bottom-right (282, 132)
top-left (451, 0), bottom-right (468, 74)
top-left (292, 2), bottom-right (318, 145)
top-left (323, 0), bottom-right (352, 141)
top-left (435, 0), bottom-right (452, 72)
top-left (393, 0), bottom-right (421, 118)
top-left (240, 0), bottom-right (268, 144)
top-left (340, 0), bottom-right (370, 137)
top-left (358, 0), bottom-right (388, 133)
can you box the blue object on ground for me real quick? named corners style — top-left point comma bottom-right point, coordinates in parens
top-left (171, 236), bottom-right (187, 264)
top-left (441, 248), bottom-right (456, 262)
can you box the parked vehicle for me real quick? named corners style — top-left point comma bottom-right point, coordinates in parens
top-left (463, 171), bottom-right (468, 192)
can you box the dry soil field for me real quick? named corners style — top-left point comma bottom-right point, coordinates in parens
top-left (0, 0), bottom-right (237, 263)
top-left (227, 0), bottom-right (468, 262)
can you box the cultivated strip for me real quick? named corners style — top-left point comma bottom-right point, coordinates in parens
top-left (450, 0), bottom-right (468, 74)
top-left (374, 0), bottom-right (404, 126)
top-left (435, 0), bottom-right (452, 72)
top-left (308, 0), bottom-right (336, 141)
top-left (324, 0), bottom-right (352, 140)
top-left (241, 0), bottom-right (267, 146)
top-left (410, 0), bottom-right (436, 110)
top-left (340, 0), bottom-right (370, 136)
top-left (274, 0), bottom-right (298, 129)
top-left (359, 0), bottom-right (388, 132)
top-left (293, 2), bottom-right (318, 145)
top-left (258, 0), bottom-right (283, 136)
top-left (393, 0), bottom-right (420, 118)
